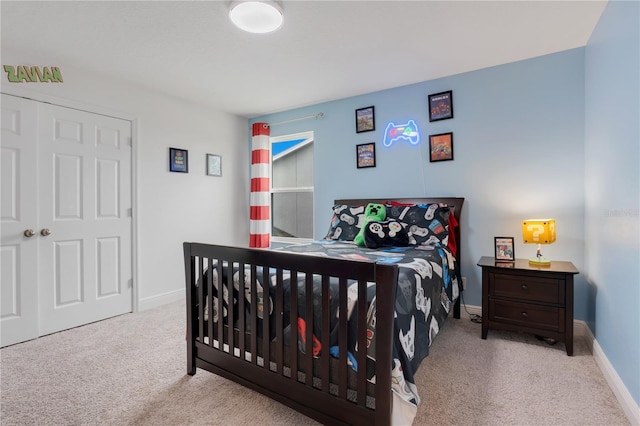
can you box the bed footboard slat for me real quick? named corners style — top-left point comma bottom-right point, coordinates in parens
top-left (275, 269), bottom-right (284, 374)
top-left (226, 262), bottom-right (235, 355)
top-left (338, 276), bottom-right (348, 400)
top-left (250, 264), bottom-right (258, 364)
top-left (185, 246), bottom-right (196, 375)
top-left (206, 259), bottom-right (213, 347)
top-left (262, 265), bottom-right (271, 370)
top-left (238, 263), bottom-right (246, 357)
top-left (321, 275), bottom-right (331, 393)
top-left (199, 259), bottom-right (205, 346)
top-left (304, 272), bottom-right (313, 387)
top-left (356, 278), bottom-right (368, 407)
top-left (216, 261), bottom-right (224, 350)
top-left (289, 268), bottom-right (298, 380)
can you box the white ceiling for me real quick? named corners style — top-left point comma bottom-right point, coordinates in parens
top-left (1, 1), bottom-right (607, 118)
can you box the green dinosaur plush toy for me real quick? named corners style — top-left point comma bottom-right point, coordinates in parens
top-left (354, 203), bottom-right (386, 246)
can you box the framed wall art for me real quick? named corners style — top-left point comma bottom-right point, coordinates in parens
top-left (494, 237), bottom-right (515, 261)
top-left (429, 132), bottom-right (454, 162)
top-left (428, 90), bottom-right (454, 122)
top-left (207, 154), bottom-right (222, 176)
top-left (169, 147), bottom-right (189, 173)
top-left (355, 106), bottom-right (375, 133)
top-left (356, 142), bottom-right (376, 168)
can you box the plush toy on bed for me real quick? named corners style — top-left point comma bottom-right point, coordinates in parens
top-left (363, 219), bottom-right (410, 248)
top-left (354, 203), bottom-right (387, 247)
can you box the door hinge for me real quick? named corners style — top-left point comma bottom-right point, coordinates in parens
top-left (127, 208), bottom-right (133, 217)
top-left (128, 279), bottom-right (133, 288)
top-left (127, 137), bottom-right (132, 146)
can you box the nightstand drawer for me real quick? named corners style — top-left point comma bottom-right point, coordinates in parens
top-left (489, 299), bottom-right (564, 332)
top-left (490, 273), bottom-right (563, 304)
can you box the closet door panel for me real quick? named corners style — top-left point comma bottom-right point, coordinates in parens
top-left (38, 103), bottom-right (133, 336)
top-left (0, 95), bottom-right (39, 347)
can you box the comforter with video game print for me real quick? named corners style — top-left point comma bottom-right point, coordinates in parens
top-left (202, 239), bottom-right (459, 422)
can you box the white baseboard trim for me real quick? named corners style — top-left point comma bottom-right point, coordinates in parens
top-left (463, 304), bottom-right (639, 425)
top-left (573, 319), bottom-right (589, 341)
top-left (582, 324), bottom-right (640, 425)
top-left (138, 288), bottom-right (184, 311)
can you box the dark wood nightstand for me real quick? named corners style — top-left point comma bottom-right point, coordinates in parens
top-left (477, 256), bottom-right (579, 356)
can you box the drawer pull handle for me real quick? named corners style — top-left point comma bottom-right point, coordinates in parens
top-left (521, 312), bottom-right (529, 318)
top-left (521, 284), bottom-right (528, 290)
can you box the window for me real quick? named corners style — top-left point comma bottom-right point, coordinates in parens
top-left (270, 131), bottom-right (314, 242)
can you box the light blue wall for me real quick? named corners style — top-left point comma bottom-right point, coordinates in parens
top-left (585, 0), bottom-right (640, 408)
top-left (252, 48), bottom-right (587, 318)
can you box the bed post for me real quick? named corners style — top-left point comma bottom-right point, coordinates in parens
top-left (452, 198), bottom-right (463, 320)
top-left (374, 263), bottom-right (397, 426)
top-left (184, 242), bottom-right (197, 375)
top-left (453, 228), bottom-right (462, 320)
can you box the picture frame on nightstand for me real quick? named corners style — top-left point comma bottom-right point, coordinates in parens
top-left (494, 237), bottom-right (515, 261)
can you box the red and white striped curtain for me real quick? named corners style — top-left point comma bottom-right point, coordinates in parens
top-left (249, 122), bottom-right (271, 247)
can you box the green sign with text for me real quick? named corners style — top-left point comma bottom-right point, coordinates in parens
top-left (4, 65), bottom-right (63, 83)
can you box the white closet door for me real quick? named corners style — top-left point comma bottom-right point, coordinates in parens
top-left (0, 95), bottom-right (39, 347)
top-left (37, 103), bottom-right (133, 335)
top-left (1, 95), bottom-right (133, 347)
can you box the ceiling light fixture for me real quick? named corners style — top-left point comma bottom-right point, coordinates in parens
top-left (229, 1), bottom-right (284, 34)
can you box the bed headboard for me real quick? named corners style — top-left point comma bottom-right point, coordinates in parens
top-left (334, 197), bottom-right (464, 224)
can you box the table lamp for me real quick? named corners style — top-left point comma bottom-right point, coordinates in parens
top-left (522, 219), bottom-right (556, 266)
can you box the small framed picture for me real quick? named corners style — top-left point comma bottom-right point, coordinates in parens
top-left (494, 237), bottom-right (515, 261)
top-left (428, 90), bottom-right (454, 122)
top-left (355, 106), bottom-right (375, 133)
top-left (356, 142), bottom-right (376, 168)
top-left (429, 132), bottom-right (454, 162)
top-left (169, 147), bottom-right (188, 173)
top-left (206, 154), bottom-right (222, 176)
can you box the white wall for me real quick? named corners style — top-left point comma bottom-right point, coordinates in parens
top-left (1, 52), bottom-right (250, 310)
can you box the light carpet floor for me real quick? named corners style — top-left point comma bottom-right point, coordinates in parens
top-left (0, 300), bottom-right (630, 425)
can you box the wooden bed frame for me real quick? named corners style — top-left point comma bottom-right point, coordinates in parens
top-left (184, 197), bottom-right (464, 426)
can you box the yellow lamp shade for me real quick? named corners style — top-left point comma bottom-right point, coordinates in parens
top-left (522, 219), bottom-right (556, 244)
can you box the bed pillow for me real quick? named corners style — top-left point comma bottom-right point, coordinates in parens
top-left (323, 204), bottom-right (365, 241)
top-left (363, 219), bottom-right (410, 249)
top-left (385, 203), bottom-right (450, 247)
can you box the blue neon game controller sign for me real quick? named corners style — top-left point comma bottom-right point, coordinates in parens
top-left (382, 120), bottom-right (420, 147)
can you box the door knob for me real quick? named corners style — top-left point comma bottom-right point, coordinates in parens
top-left (24, 229), bottom-right (36, 238)
top-left (40, 228), bottom-right (52, 236)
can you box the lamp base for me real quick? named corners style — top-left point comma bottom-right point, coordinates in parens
top-left (529, 258), bottom-right (551, 266)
